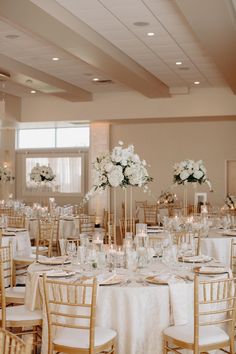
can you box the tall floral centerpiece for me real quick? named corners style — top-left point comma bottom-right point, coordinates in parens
top-left (0, 165), bottom-right (14, 183)
top-left (30, 163), bottom-right (56, 189)
top-left (83, 141), bottom-right (153, 241)
top-left (0, 165), bottom-right (15, 200)
top-left (173, 159), bottom-right (212, 215)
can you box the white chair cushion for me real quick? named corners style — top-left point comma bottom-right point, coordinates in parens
top-left (31, 246), bottom-right (48, 253)
top-left (54, 326), bottom-right (116, 349)
top-left (6, 286), bottom-right (25, 299)
top-left (164, 323), bottom-right (229, 346)
top-left (0, 305), bottom-right (42, 322)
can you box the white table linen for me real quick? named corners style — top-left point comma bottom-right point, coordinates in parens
top-left (2, 230), bottom-right (32, 257)
top-left (25, 261), bottom-right (197, 354)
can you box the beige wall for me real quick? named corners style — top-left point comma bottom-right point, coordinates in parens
top-left (110, 120), bottom-right (236, 213)
top-left (21, 87), bottom-right (236, 123)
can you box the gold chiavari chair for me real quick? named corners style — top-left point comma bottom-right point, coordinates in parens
top-left (7, 215), bottom-right (25, 229)
top-left (143, 204), bottom-right (158, 226)
top-left (163, 276), bottom-right (236, 354)
top-left (0, 208), bottom-right (14, 217)
top-left (0, 257), bottom-right (42, 351)
top-left (134, 200), bottom-right (147, 221)
top-left (43, 275), bottom-right (117, 354)
top-left (79, 215), bottom-right (96, 239)
top-left (119, 218), bottom-right (136, 238)
top-left (0, 327), bottom-right (32, 354)
top-left (32, 218), bottom-right (55, 258)
top-left (104, 221), bottom-right (116, 245)
top-left (230, 239), bottom-right (236, 277)
top-left (172, 230), bottom-right (201, 256)
top-left (59, 239), bottom-right (80, 257)
top-left (0, 242), bottom-right (25, 305)
top-left (50, 217), bottom-right (60, 256)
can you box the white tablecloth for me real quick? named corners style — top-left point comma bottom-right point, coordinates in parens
top-left (25, 261), bottom-right (195, 354)
top-left (2, 230), bottom-right (32, 257)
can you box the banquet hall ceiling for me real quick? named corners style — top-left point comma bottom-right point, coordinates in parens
top-left (0, 0), bottom-right (235, 102)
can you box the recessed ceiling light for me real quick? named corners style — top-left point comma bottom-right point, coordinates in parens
top-left (30, 90), bottom-right (36, 94)
top-left (175, 61), bottom-right (182, 65)
top-left (5, 34), bottom-right (20, 39)
top-left (147, 32), bottom-right (155, 36)
top-left (194, 81), bottom-right (200, 85)
top-left (52, 57), bottom-right (59, 61)
top-left (92, 78), bottom-right (99, 82)
top-left (133, 21), bottom-right (149, 27)
top-left (0, 72), bottom-right (10, 79)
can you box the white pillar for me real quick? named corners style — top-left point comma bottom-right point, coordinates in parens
top-left (88, 123), bottom-right (110, 224)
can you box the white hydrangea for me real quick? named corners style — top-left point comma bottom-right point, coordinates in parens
top-left (173, 159), bottom-right (212, 190)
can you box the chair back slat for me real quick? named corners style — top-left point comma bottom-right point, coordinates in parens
top-left (43, 276), bottom-right (97, 353)
top-left (194, 276), bottom-right (236, 352)
top-left (0, 328), bottom-right (32, 354)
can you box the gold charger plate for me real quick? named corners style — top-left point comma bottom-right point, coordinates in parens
top-left (194, 266), bottom-right (228, 275)
top-left (145, 276), bottom-right (168, 285)
top-left (223, 230), bottom-right (236, 237)
top-left (99, 276), bottom-right (123, 286)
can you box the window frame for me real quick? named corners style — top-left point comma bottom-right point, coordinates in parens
top-left (21, 150), bottom-right (85, 197)
top-left (16, 126), bottom-right (90, 149)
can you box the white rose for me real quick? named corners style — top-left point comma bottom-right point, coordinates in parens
top-left (180, 170), bottom-right (189, 181)
top-left (193, 170), bottom-right (204, 179)
top-left (108, 166), bottom-right (124, 187)
top-left (104, 162), bottom-right (113, 173)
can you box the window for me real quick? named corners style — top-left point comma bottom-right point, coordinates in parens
top-left (17, 126), bottom-right (89, 149)
top-left (24, 155), bottom-right (84, 195)
top-left (57, 127), bottom-right (89, 147)
top-left (18, 129), bottom-right (55, 149)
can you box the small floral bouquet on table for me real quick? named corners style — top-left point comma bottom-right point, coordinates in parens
top-left (173, 159), bottom-right (213, 191)
top-left (157, 190), bottom-right (177, 205)
top-left (0, 165), bottom-right (14, 183)
top-left (82, 141), bottom-right (153, 204)
top-left (30, 163), bottom-right (56, 184)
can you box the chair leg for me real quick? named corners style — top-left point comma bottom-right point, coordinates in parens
top-left (163, 338), bottom-right (168, 354)
top-left (230, 337), bottom-right (235, 354)
top-left (112, 341), bottom-right (116, 354)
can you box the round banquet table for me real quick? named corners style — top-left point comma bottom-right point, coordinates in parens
top-left (25, 260), bottom-right (198, 354)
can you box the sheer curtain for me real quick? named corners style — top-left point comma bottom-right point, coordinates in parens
top-left (26, 157), bottom-right (82, 193)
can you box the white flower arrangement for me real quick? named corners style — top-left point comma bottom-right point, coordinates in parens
top-left (0, 165), bottom-right (14, 183)
top-left (173, 159), bottom-right (213, 191)
top-left (81, 141), bottom-right (153, 205)
top-left (93, 141), bottom-right (152, 190)
top-left (30, 163), bottom-right (56, 184)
